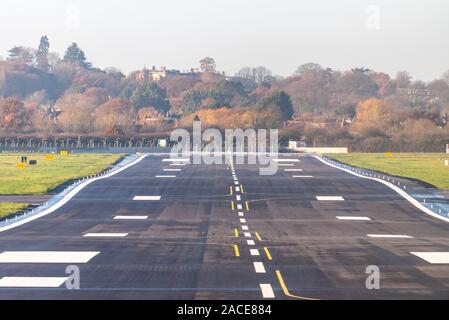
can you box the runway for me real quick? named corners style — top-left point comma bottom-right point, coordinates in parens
top-left (0, 154), bottom-right (448, 299)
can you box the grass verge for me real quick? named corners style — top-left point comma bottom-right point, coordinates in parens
top-left (0, 203), bottom-right (29, 219)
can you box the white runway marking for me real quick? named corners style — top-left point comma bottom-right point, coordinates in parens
top-left (292, 175), bottom-right (314, 178)
top-left (235, 187), bottom-right (240, 192)
top-left (236, 195), bottom-right (241, 201)
top-left (260, 284), bottom-right (275, 298)
top-left (244, 232), bottom-right (251, 237)
top-left (83, 233), bottom-right (128, 238)
top-left (240, 218), bottom-right (246, 223)
top-left (238, 212), bottom-right (244, 217)
top-left (237, 204), bottom-right (243, 210)
top-left (0, 251), bottom-right (100, 263)
top-left (169, 163), bottom-right (186, 166)
top-left (254, 262), bottom-right (266, 273)
top-left (133, 196), bottom-right (161, 201)
top-left (242, 225), bottom-right (249, 231)
top-left (410, 252), bottom-right (449, 264)
top-left (163, 169), bottom-right (181, 172)
top-left (367, 234), bottom-right (413, 239)
top-left (316, 196), bottom-right (345, 201)
top-left (162, 158), bottom-right (189, 162)
top-left (336, 216), bottom-right (371, 221)
top-left (250, 249), bottom-right (260, 256)
top-left (0, 277), bottom-right (68, 288)
top-left (114, 216), bottom-right (148, 220)
top-left (277, 163), bottom-right (294, 167)
top-left (234, 181), bottom-right (239, 185)
top-left (155, 175), bottom-right (176, 178)
top-left (284, 169), bottom-right (303, 172)
top-left (247, 240), bottom-right (255, 246)
top-left (273, 159), bottom-right (300, 162)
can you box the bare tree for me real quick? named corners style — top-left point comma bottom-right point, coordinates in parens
top-left (199, 57), bottom-right (216, 73)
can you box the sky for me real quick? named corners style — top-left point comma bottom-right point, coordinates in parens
top-left (0, 0), bottom-right (448, 81)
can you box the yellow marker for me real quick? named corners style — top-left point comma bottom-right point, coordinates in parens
top-left (234, 245), bottom-right (240, 257)
top-left (230, 186), bottom-right (233, 196)
top-left (264, 247), bottom-right (272, 260)
top-left (44, 154), bottom-right (56, 161)
top-left (255, 232), bottom-right (262, 241)
top-left (276, 270), bottom-right (318, 300)
top-left (240, 185), bottom-right (244, 194)
top-left (231, 201), bottom-right (235, 210)
top-left (234, 228), bottom-right (239, 238)
top-left (245, 201), bottom-right (250, 211)
top-left (385, 152), bottom-right (393, 158)
top-left (60, 150), bottom-right (68, 156)
top-left (17, 163), bottom-right (26, 169)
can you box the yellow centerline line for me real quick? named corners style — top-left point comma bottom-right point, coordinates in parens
top-left (240, 184), bottom-right (244, 194)
top-left (230, 186), bottom-right (233, 196)
top-left (231, 201), bottom-right (235, 210)
top-left (245, 201), bottom-right (250, 211)
top-left (234, 228), bottom-right (239, 238)
top-left (263, 247), bottom-right (272, 260)
top-left (234, 245), bottom-right (240, 257)
top-left (255, 232), bottom-right (262, 241)
top-left (275, 270), bottom-right (318, 300)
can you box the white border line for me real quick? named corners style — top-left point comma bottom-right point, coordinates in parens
top-left (314, 156), bottom-right (449, 223)
top-left (0, 154), bottom-right (149, 233)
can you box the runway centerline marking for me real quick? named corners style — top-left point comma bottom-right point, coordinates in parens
top-left (242, 225), bottom-right (249, 231)
top-left (162, 158), bottom-right (189, 162)
top-left (250, 249), bottom-right (260, 256)
top-left (0, 251), bottom-right (100, 263)
top-left (235, 187), bottom-right (240, 192)
top-left (0, 277), bottom-right (68, 288)
top-left (114, 216), bottom-right (148, 220)
top-left (292, 175), bottom-right (314, 178)
top-left (238, 212), bottom-right (244, 217)
top-left (236, 195), bottom-right (241, 201)
top-left (133, 196), bottom-right (161, 201)
top-left (163, 169), bottom-right (181, 172)
top-left (260, 284), bottom-right (275, 299)
top-left (277, 164), bottom-right (294, 167)
top-left (83, 233), bottom-right (128, 238)
top-left (316, 196), bottom-right (345, 201)
top-left (155, 175), bottom-right (176, 178)
top-left (284, 169), bottom-right (303, 172)
top-left (237, 204), bottom-right (243, 210)
top-left (367, 234), bottom-right (413, 238)
top-left (336, 216), bottom-right (371, 221)
top-left (240, 218), bottom-right (246, 223)
top-left (253, 262), bottom-right (266, 273)
top-left (410, 252), bottom-right (449, 264)
top-left (244, 232), bottom-right (251, 238)
top-left (247, 240), bottom-right (255, 246)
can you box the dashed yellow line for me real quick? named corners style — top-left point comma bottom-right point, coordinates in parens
top-left (263, 247), bottom-right (272, 260)
top-left (230, 186), bottom-right (233, 196)
top-left (234, 228), bottom-right (239, 238)
top-left (231, 201), bottom-right (235, 210)
top-left (245, 201), bottom-right (250, 211)
top-left (234, 245), bottom-right (240, 257)
top-left (275, 270), bottom-right (318, 300)
top-left (240, 184), bottom-right (244, 194)
top-left (255, 232), bottom-right (262, 241)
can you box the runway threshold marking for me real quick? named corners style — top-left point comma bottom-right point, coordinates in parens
top-left (316, 196), bottom-right (345, 201)
top-left (410, 252), bottom-right (449, 264)
top-left (114, 216), bottom-right (148, 220)
top-left (336, 216), bottom-right (371, 221)
top-left (133, 196), bottom-right (161, 201)
top-left (275, 270), bottom-right (318, 300)
top-left (0, 277), bottom-right (69, 288)
top-left (83, 233), bottom-right (128, 238)
top-left (253, 262), bottom-right (266, 273)
top-left (163, 169), bottom-right (181, 172)
top-left (237, 204), bottom-right (243, 210)
top-left (263, 247), bottom-right (273, 260)
top-left (367, 234), bottom-right (413, 238)
top-left (260, 284), bottom-right (275, 299)
top-left (234, 245), bottom-right (240, 257)
top-left (0, 251), bottom-right (100, 263)
top-left (277, 164), bottom-right (294, 167)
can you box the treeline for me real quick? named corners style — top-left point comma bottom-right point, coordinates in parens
top-left (1, 36), bottom-right (449, 152)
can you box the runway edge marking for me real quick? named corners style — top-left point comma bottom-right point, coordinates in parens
top-left (314, 155), bottom-right (449, 223)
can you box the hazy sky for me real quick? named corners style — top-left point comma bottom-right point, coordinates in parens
top-left (1, 0), bottom-right (448, 81)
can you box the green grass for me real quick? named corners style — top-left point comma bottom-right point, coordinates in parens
top-left (0, 203), bottom-right (29, 218)
top-left (0, 153), bottom-right (123, 195)
top-left (327, 153), bottom-right (449, 190)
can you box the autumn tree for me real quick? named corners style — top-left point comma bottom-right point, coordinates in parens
top-left (0, 98), bottom-right (31, 131)
top-left (94, 98), bottom-right (135, 133)
top-left (200, 57), bottom-right (216, 73)
top-left (36, 35), bottom-right (50, 72)
top-left (7, 46), bottom-right (35, 65)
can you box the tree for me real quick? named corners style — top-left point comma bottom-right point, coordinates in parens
top-left (257, 91), bottom-right (294, 121)
top-left (442, 70), bottom-right (449, 86)
top-left (131, 81), bottom-right (170, 113)
top-left (200, 57), bottom-right (216, 73)
top-left (394, 71), bottom-right (411, 88)
top-left (63, 43), bottom-right (92, 69)
top-left (235, 66), bottom-right (273, 84)
top-left (94, 98), bottom-right (134, 133)
top-left (294, 63), bottom-right (323, 76)
top-left (36, 35), bottom-right (50, 72)
top-left (0, 97), bottom-right (31, 131)
top-left (7, 46), bottom-right (35, 65)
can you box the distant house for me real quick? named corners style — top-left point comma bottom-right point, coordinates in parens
top-left (134, 66), bottom-right (203, 82)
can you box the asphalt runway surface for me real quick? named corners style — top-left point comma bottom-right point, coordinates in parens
top-left (0, 154), bottom-right (448, 300)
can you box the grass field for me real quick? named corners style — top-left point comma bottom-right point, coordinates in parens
top-left (0, 153), bottom-right (123, 195)
top-left (0, 203), bottom-right (29, 218)
top-left (327, 153), bottom-right (449, 190)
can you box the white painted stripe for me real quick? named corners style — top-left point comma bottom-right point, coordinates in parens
top-left (234, 181), bottom-right (239, 185)
top-left (0, 277), bottom-right (68, 288)
top-left (292, 175), bottom-right (314, 178)
top-left (234, 177), bottom-right (238, 181)
top-left (367, 234), bottom-right (413, 238)
top-left (240, 218), bottom-right (246, 223)
top-left (254, 262), bottom-right (266, 273)
top-left (163, 168), bottom-right (181, 172)
top-left (0, 154), bottom-right (149, 233)
top-left (273, 159), bottom-right (300, 162)
top-left (244, 232), bottom-right (251, 238)
top-left (242, 225), bottom-right (249, 231)
top-left (247, 240), bottom-right (255, 246)
top-left (169, 163), bottom-right (186, 166)
top-left (114, 216), bottom-right (148, 220)
top-left (236, 195), bottom-right (241, 201)
top-left (336, 216), bottom-right (371, 221)
top-left (235, 187), bottom-right (240, 192)
top-left (237, 204), bottom-right (243, 210)
top-left (155, 175), bottom-right (176, 178)
top-left (238, 212), bottom-right (244, 217)
top-left (284, 169), bottom-right (303, 172)
top-left (83, 233), bottom-right (128, 238)
top-left (133, 196), bottom-right (161, 201)
top-left (162, 158), bottom-right (189, 162)
top-left (410, 252), bottom-right (449, 264)
top-left (0, 251), bottom-right (100, 263)
top-left (277, 163), bottom-right (294, 167)
top-left (260, 284), bottom-right (275, 298)
top-left (316, 196), bottom-right (345, 201)
top-left (250, 249), bottom-right (260, 256)
top-left (314, 156), bottom-right (449, 223)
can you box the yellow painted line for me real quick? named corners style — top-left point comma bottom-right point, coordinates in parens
top-left (276, 270), bottom-right (318, 300)
top-left (264, 247), bottom-right (272, 260)
top-left (231, 201), bottom-right (235, 210)
top-left (245, 201), bottom-right (250, 211)
top-left (230, 186), bottom-right (233, 196)
top-left (255, 232), bottom-right (262, 241)
top-left (234, 228), bottom-right (239, 238)
top-left (234, 245), bottom-right (240, 257)
top-left (240, 185), bottom-right (244, 194)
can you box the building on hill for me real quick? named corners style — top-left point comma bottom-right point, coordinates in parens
top-left (134, 66), bottom-right (202, 82)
